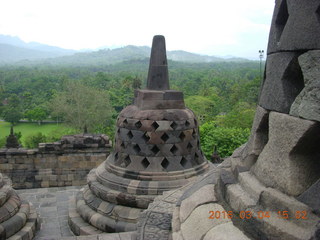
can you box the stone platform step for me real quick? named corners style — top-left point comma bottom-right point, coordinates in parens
top-left (61, 231), bottom-right (136, 240)
top-left (7, 204), bottom-right (38, 240)
top-left (68, 197), bottom-right (103, 236)
top-left (244, 209), bottom-right (316, 240)
top-left (87, 171), bottom-right (155, 209)
top-left (217, 168), bottom-right (320, 239)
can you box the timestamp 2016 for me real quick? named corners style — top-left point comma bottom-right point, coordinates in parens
top-left (208, 210), bottom-right (308, 220)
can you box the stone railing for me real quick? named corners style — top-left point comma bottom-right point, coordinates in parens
top-left (0, 134), bottom-right (112, 189)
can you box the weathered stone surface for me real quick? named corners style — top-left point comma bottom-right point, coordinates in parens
top-left (290, 50), bottom-right (320, 122)
top-left (0, 173), bottom-right (38, 239)
top-left (237, 171), bottom-right (266, 203)
top-left (69, 35), bottom-right (210, 237)
top-left (267, 0), bottom-right (320, 54)
top-left (179, 184), bottom-right (216, 223)
top-left (180, 203), bottom-right (230, 240)
top-left (226, 184), bottom-right (256, 212)
top-left (252, 112), bottom-right (320, 196)
top-left (5, 126), bottom-right (20, 149)
top-left (147, 35), bottom-right (169, 91)
top-left (297, 178), bottom-right (320, 215)
top-left (203, 222), bottom-right (250, 240)
top-left (240, 105), bottom-right (269, 168)
top-left (259, 52), bottom-right (304, 113)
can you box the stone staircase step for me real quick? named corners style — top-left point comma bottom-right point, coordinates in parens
top-left (225, 183), bottom-right (257, 212)
top-left (237, 171), bottom-right (266, 202)
top-left (246, 209), bottom-right (315, 240)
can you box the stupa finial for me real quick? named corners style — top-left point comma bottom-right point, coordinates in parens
top-left (146, 35), bottom-right (169, 90)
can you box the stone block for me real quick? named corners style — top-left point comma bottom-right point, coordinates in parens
top-left (179, 184), bottom-right (217, 223)
top-left (297, 179), bottom-right (320, 215)
top-left (259, 52), bottom-right (304, 113)
top-left (180, 203), bottom-right (231, 240)
top-left (225, 184), bottom-right (256, 212)
top-left (267, 0), bottom-right (320, 54)
top-left (203, 222), bottom-right (250, 240)
top-left (290, 50), bottom-right (320, 122)
top-left (240, 106), bottom-right (269, 168)
top-left (252, 112), bottom-right (320, 196)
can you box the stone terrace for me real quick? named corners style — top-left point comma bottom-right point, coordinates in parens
top-left (17, 186), bottom-right (135, 240)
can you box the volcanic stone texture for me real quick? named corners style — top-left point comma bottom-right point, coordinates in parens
top-left (0, 173), bottom-right (38, 240)
top-left (252, 112), bottom-right (320, 196)
top-left (259, 52), bottom-right (304, 114)
top-left (240, 105), bottom-right (269, 168)
top-left (290, 50), bottom-right (320, 122)
top-left (267, 0), bottom-right (320, 54)
top-left (147, 35), bottom-right (169, 90)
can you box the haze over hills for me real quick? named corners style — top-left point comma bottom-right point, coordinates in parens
top-left (0, 34), bottom-right (249, 65)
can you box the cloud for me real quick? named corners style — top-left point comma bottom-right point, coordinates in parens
top-left (0, 0), bottom-right (274, 58)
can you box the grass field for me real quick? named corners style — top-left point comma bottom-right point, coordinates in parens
top-left (0, 121), bottom-right (76, 146)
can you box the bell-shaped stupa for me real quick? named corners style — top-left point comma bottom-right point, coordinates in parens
top-left (0, 173), bottom-right (38, 239)
top-left (68, 35), bottom-right (210, 235)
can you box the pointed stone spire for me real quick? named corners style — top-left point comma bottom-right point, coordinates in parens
top-left (6, 126), bottom-right (19, 148)
top-left (146, 35), bottom-right (169, 90)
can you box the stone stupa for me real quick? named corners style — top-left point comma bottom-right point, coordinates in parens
top-left (0, 173), bottom-right (37, 240)
top-left (170, 1), bottom-right (320, 239)
top-left (69, 35), bottom-right (211, 235)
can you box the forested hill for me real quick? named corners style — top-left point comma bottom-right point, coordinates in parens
top-left (0, 35), bottom-right (248, 65)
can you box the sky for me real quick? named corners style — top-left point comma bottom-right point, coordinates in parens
top-left (0, 0), bottom-right (275, 60)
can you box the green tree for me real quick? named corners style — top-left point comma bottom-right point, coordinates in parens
top-left (2, 107), bottom-right (23, 124)
top-left (24, 132), bottom-right (47, 149)
top-left (200, 122), bottom-right (250, 159)
top-left (1, 94), bottom-right (23, 124)
top-left (185, 95), bottom-right (216, 123)
top-left (25, 106), bottom-right (48, 125)
top-left (215, 102), bottom-right (255, 129)
top-left (50, 81), bottom-right (114, 132)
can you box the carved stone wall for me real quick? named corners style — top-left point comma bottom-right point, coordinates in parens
top-left (0, 134), bottom-right (112, 189)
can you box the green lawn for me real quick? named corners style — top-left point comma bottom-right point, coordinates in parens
top-left (0, 121), bottom-right (76, 146)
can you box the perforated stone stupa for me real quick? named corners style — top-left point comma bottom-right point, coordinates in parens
top-left (68, 35), bottom-right (210, 235)
top-left (0, 173), bottom-right (37, 240)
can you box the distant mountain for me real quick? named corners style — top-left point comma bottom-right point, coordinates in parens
top-left (0, 34), bottom-right (76, 63)
top-left (0, 34), bottom-right (249, 65)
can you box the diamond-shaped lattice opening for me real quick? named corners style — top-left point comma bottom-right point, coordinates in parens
top-left (142, 132), bottom-right (150, 142)
top-left (170, 145), bottom-right (178, 155)
top-left (161, 158), bottom-right (170, 169)
top-left (316, 5), bottom-right (320, 23)
top-left (141, 158), bottom-right (150, 169)
top-left (152, 121), bottom-right (159, 130)
top-left (275, 0), bottom-right (289, 42)
top-left (135, 121), bottom-right (142, 129)
top-left (117, 128), bottom-right (121, 134)
top-left (187, 142), bottom-right (193, 151)
top-left (185, 120), bottom-right (190, 127)
top-left (197, 140), bottom-right (200, 147)
top-left (133, 144), bottom-right (141, 154)
top-left (151, 145), bottom-right (160, 154)
top-left (179, 132), bottom-right (186, 141)
top-left (124, 156), bottom-right (131, 167)
top-left (180, 157), bottom-right (188, 167)
top-left (194, 119), bottom-right (198, 126)
top-left (170, 121), bottom-right (177, 130)
top-left (127, 131), bottom-right (134, 139)
top-left (192, 129), bottom-right (196, 138)
top-left (123, 119), bottom-right (128, 125)
top-left (114, 152), bottom-right (119, 160)
top-left (161, 133), bottom-right (169, 142)
top-left (194, 152), bottom-right (201, 164)
top-left (120, 142), bottom-right (125, 149)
